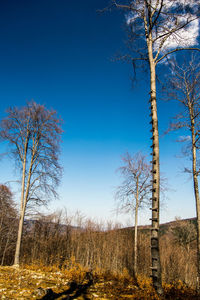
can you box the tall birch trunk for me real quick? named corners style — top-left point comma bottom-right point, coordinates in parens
top-left (134, 178), bottom-right (139, 276)
top-left (14, 133), bottom-right (34, 266)
top-left (14, 163), bottom-right (33, 266)
top-left (13, 134), bottom-right (29, 266)
top-left (189, 105), bottom-right (200, 290)
top-left (14, 202), bottom-right (27, 266)
top-left (148, 36), bottom-right (163, 294)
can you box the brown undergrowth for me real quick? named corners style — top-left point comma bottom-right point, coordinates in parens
top-left (0, 260), bottom-right (199, 299)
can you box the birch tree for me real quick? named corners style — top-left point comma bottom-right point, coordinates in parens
top-left (115, 152), bottom-right (151, 276)
top-left (0, 102), bottom-right (62, 266)
top-left (111, 0), bottom-right (200, 293)
top-left (165, 56), bottom-right (200, 289)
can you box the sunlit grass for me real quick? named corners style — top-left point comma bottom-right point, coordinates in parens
top-left (0, 260), bottom-right (199, 299)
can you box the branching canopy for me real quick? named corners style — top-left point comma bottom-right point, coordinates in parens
top-left (116, 152), bottom-right (151, 213)
top-left (0, 102), bottom-right (63, 208)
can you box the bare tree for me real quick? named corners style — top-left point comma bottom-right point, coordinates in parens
top-left (0, 101), bottom-right (62, 266)
top-left (165, 56), bottom-right (200, 289)
top-left (110, 0), bottom-right (200, 293)
top-left (116, 152), bottom-right (151, 276)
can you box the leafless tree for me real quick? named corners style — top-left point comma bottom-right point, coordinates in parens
top-left (0, 101), bottom-right (63, 266)
top-left (110, 0), bottom-right (200, 293)
top-left (116, 152), bottom-right (151, 275)
top-left (165, 55), bottom-right (200, 289)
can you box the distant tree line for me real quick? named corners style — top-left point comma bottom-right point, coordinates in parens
top-left (0, 205), bottom-right (198, 288)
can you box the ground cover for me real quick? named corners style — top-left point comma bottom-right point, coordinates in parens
top-left (0, 264), bottom-right (199, 299)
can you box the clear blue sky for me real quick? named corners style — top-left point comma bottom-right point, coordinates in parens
top-left (0, 0), bottom-right (197, 225)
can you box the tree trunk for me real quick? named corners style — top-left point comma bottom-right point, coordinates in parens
top-left (13, 165), bottom-right (27, 266)
top-left (134, 179), bottom-right (139, 276)
top-left (148, 37), bottom-right (163, 294)
top-left (13, 131), bottom-right (29, 266)
top-left (14, 140), bottom-right (33, 266)
top-left (13, 203), bottom-right (26, 266)
top-left (190, 106), bottom-right (200, 291)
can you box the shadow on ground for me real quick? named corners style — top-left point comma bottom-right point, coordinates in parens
top-left (39, 272), bottom-right (93, 300)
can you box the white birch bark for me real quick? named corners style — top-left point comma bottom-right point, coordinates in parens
top-left (134, 177), bottom-right (139, 275)
top-left (189, 104), bottom-right (200, 290)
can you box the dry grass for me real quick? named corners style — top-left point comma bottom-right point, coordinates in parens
top-left (0, 265), bottom-right (70, 299)
top-left (0, 263), bottom-right (199, 299)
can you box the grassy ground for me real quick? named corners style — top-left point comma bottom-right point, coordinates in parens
top-left (0, 264), bottom-right (199, 299)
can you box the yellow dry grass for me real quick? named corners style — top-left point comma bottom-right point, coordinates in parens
top-left (0, 263), bottom-right (199, 299)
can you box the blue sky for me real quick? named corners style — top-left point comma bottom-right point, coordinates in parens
top-left (0, 0), bottom-right (197, 225)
